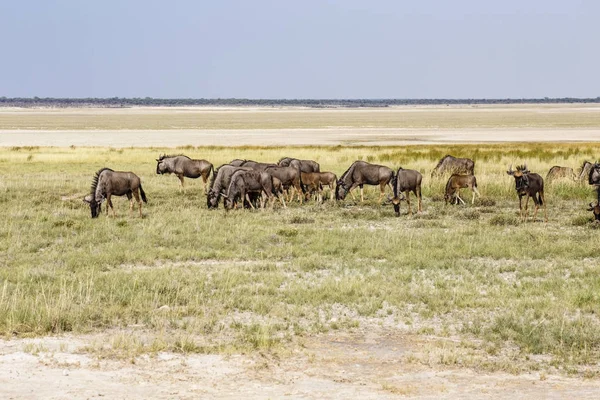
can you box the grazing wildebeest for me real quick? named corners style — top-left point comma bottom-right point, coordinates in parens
top-left (206, 164), bottom-right (252, 209)
top-left (546, 165), bottom-right (576, 182)
top-left (84, 168), bottom-right (147, 218)
top-left (431, 155), bottom-right (475, 178)
top-left (578, 161), bottom-right (594, 182)
top-left (223, 170), bottom-right (281, 210)
top-left (444, 174), bottom-right (480, 205)
top-left (241, 160), bottom-right (278, 171)
top-left (507, 164), bottom-right (547, 222)
top-left (390, 168), bottom-right (422, 216)
top-left (335, 161), bottom-right (394, 203)
top-left (278, 157), bottom-right (320, 173)
top-left (301, 172), bottom-right (337, 202)
top-left (228, 159), bottom-right (247, 167)
top-left (589, 162), bottom-right (600, 203)
top-left (587, 202), bottom-right (600, 222)
top-left (156, 154), bottom-right (213, 192)
top-left (265, 165), bottom-right (304, 203)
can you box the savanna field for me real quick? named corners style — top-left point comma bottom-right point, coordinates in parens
top-left (2, 139), bottom-right (600, 378)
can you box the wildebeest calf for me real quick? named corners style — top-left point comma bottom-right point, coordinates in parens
top-left (587, 202), bottom-right (600, 222)
top-left (444, 174), bottom-right (480, 205)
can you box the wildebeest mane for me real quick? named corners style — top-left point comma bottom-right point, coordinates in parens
top-left (433, 155), bottom-right (452, 171)
top-left (339, 161), bottom-right (358, 186)
top-left (158, 154), bottom-right (190, 161)
top-left (90, 167), bottom-right (113, 196)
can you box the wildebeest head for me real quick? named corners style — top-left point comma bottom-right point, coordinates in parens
top-left (206, 190), bottom-right (219, 209)
top-left (335, 180), bottom-right (347, 200)
top-left (156, 154), bottom-right (169, 174)
top-left (587, 202), bottom-right (600, 222)
top-left (507, 164), bottom-right (530, 195)
top-left (83, 194), bottom-right (103, 218)
top-left (589, 162), bottom-right (600, 186)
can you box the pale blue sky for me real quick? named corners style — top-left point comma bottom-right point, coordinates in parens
top-left (0, 0), bottom-right (597, 98)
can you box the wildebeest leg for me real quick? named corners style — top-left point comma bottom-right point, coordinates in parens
top-left (127, 192), bottom-right (134, 216)
top-left (416, 187), bottom-right (422, 212)
top-left (245, 193), bottom-right (256, 209)
top-left (360, 184), bottom-right (365, 202)
top-left (132, 190), bottom-right (142, 217)
top-left (405, 191), bottom-right (412, 215)
top-left (177, 174), bottom-right (185, 190)
top-left (518, 195), bottom-right (523, 219)
top-left (107, 195), bottom-right (115, 217)
top-left (523, 195), bottom-right (530, 220)
top-left (455, 190), bottom-right (465, 205)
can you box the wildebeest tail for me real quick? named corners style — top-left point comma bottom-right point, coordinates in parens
top-left (139, 184), bottom-right (148, 203)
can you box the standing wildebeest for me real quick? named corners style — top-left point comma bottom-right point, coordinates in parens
top-left (84, 168), bottom-right (147, 218)
top-left (335, 161), bottom-right (394, 203)
top-left (223, 170), bottom-right (280, 210)
top-left (301, 171), bottom-right (337, 202)
top-left (156, 154), bottom-right (213, 192)
top-left (228, 159), bottom-right (247, 167)
top-left (589, 162), bottom-right (600, 204)
top-left (241, 160), bottom-right (278, 171)
top-left (546, 165), bottom-right (576, 182)
top-left (587, 202), bottom-right (600, 222)
top-left (444, 174), bottom-right (480, 205)
top-left (390, 168), bottom-right (422, 216)
top-left (264, 166), bottom-right (303, 203)
top-left (431, 155), bottom-right (475, 178)
top-left (206, 164), bottom-right (252, 209)
top-left (507, 164), bottom-right (547, 222)
top-left (578, 161), bottom-right (594, 182)
top-left (278, 157), bottom-right (320, 173)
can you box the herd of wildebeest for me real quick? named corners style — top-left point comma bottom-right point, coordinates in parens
top-left (84, 154), bottom-right (600, 223)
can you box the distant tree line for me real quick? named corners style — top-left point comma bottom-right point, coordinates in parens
top-left (1, 97), bottom-right (599, 108)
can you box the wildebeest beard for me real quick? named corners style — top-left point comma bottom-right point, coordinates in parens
top-left (515, 175), bottom-right (530, 194)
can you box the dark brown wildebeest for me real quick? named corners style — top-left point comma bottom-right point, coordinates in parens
top-left (84, 168), bottom-right (147, 218)
top-left (242, 160), bottom-right (278, 171)
top-left (228, 159), bottom-right (247, 167)
top-left (390, 168), bottom-right (422, 216)
top-left (431, 155), bottom-right (475, 178)
top-left (264, 166), bottom-right (303, 203)
top-left (444, 174), bottom-right (480, 205)
top-left (546, 165), bottom-right (576, 182)
top-left (278, 157), bottom-right (320, 173)
top-left (507, 164), bottom-right (547, 222)
top-left (156, 154), bottom-right (213, 192)
top-left (206, 164), bottom-right (252, 209)
top-left (301, 172), bottom-right (337, 202)
top-left (587, 202), bottom-right (600, 222)
top-left (578, 161), bottom-right (594, 181)
top-left (589, 162), bottom-right (600, 204)
top-left (335, 161), bottom-right (394, 203)
top-left (223, 170), bottom-right (281, 210)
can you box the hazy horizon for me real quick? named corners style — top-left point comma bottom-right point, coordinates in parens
top-left (1, 1), bottom-right (598, 99)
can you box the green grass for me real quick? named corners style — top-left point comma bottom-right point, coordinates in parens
top-left (1, 144), bottom-right (600, 374)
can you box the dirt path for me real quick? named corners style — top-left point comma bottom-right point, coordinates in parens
top-left (2, 333), bottom-right (599, 399)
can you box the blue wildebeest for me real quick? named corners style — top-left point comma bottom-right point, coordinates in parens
top-left (390, 168), bottom-right (422, 216)
top-left (84, 168), bottom-right (147, 218)
top-left (206, 164), bottom-right (252, 209)
top-left (507, 164), bottom-right (547, 222)
top-left (301, 171), bottom-right (337, 202)
top-left (335, 161), bottom-right (394, 203)
top-left (444, 174), bottom-right (480, 205)
top-left (264, 165), bottom-right (303, 203)
top-left (223, 170), bottom-right (282, 210)
top-left (578, 161), bottom-right (594, 182)
top-left (589, 162), bottom-right (600, 204)
top-left (156, 154), bottom-right (213, 192)
top-left (431, 155), bottom-right (475, 178)
top-left (587, 202), bottom-right (600, 222)
top-left (546, 165), bottom-right (576, 183)
top-left (278, 157), bottom-right (320, 173)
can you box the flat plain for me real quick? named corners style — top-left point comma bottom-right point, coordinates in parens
top-left (1, 104), bottom-right (600, 398)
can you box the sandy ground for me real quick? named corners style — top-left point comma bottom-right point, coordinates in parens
top-left (2, 128), bottom-right (600, 147)
top-left (2, 332), bottom-right (600, 400)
